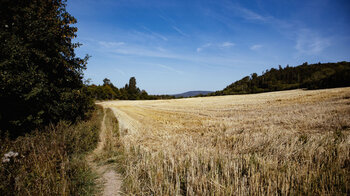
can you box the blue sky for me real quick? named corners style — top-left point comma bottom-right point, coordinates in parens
top-left (67, 0), bottom-right (350, 94)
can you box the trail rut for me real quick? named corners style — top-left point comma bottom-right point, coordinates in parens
top-left (87, 108), bottom-right (122, 196)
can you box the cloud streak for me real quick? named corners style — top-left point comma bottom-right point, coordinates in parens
top-left (114, 68), bottom-right (126, 76)
top-left (233, 5), bottom-right (269, 22)
top-left (250, 44), bottom-right (262, 50)
top-left (95, 39), bottom-right (261, 68)
top-left (172, 26), bottom-right (188, 37)
top-left (217, 1), bottom-right (332, 56)
top-left (154, 64), bottom-right (184, 74)
top-left (196, 43), bottom-right (212, 52)
top-left (221, 42), bottom-right (235, 47)
top-left (98, 41), bottom-right (125, 48)
top-left (197, 42), bottom-right (235, 52)
top-left (295, 29), bottom-right (330, 55)
top-left (142, 26), bottom-right (168, 41)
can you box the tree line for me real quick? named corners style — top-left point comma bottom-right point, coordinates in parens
top-left (210, 61), bottom-right (350, 96)
top-left (85, 77), bottom-right (175, 101)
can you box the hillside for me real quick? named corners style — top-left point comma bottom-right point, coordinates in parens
top-left (173, 91), bottom-right (213, 98)
top-left (211, 61), bottom-right (350, 96)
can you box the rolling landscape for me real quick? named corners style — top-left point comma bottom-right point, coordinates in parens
top-left (1, 0), bottom-right (350, 195)
top-left (100, 87), bottom-right (350, 195)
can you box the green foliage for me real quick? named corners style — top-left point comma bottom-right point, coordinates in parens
top-left (0, 106), bottom-right (103, 195)
top-left (211, 61), bottom-right (350, 96)
top-left (126, 77), bottom-right (140, 100)
top-left (139, 90), bottom-right (149, 100)
top-left (0, 0), bottom-right (94, 136)
top-left (86, 77), bottom-right (175, 100)
top-left (86, 78), bottom-right (122, 100)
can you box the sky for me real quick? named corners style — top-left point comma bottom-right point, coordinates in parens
top-left (67, 0), bottom-right (350, 94)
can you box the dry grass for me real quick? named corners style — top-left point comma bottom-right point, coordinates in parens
top-left (88, 108), bottom-right (123, 195)
top-left (102, 88), bottom-right (350, 195)
top-left (0, 106), bottom-right (103, 195)
top-left (91, 108), bottom-right (124, 166)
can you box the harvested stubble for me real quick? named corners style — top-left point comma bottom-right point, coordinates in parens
top-left (102, 88), bottom-right (350, 195)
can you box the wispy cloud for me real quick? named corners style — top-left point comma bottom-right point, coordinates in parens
top-left (98, 41), bottom-right (169, 58)
top-left (158, 14), bottom-right (188, 37)
top-left (217, 2), bottom-right (332, 56)
top-left (158, 14), bottom-right (175, 24)
top-left (234, 6), bottom-right (269, 22)
top-left (207, 1), bottom-right (293, 35)
top-left (196, 43), bottom-right (212, 52)
top-left (250, 44), bottom-right (262, 50)
top-left (156, 47), bottom-right (167, 52)
top-left (221, 42), bottom-right (235, 47)
top-left (196, 42), bottom-right (236, 52)
top-left (154, 64), bottom-right (183, 74)
top-left (111, 46), bottom-right (174, 58)
top-left (172, 26), bottom-right (188, 37)
top-left (197, 42), bottom-right (234, 52)
top-left (94, 39), bottom-right (261, 68)
top-left (142, 26), bottom-right (168, 41)
top-left (98, 42), bottom-right (186, 60)
top-left (295, 29), bottom-right (331, 55)
top-left (114, 68), bottom-right (126, 76)
top-left (211, 0), bottom-right (270, 24)
top-left (228, 3), bottom-right (294, 30)
top-left (98, 41), bottom-right (125, 47)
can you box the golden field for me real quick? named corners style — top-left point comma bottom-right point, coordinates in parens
top-left (101, 88), bottom-right (350, 195)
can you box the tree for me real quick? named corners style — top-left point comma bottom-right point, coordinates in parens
top-left (103, 78), bottom-right (112, 86)
top-left (0, 0), bottom-right (93, 136)
top-left (102, 85), bottom-right (117, 100)
top-left (129, 77), bottom-right (136, 89)
top-left (139, 90), bottom-right (149, 100)
top-left (127, 77), bottom-right (140, 100)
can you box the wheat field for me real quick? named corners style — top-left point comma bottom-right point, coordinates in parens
top-left (101, 88), bottom-right (350, 195)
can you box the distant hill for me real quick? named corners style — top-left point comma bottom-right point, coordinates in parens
top-left (173, 91), bottom-right (213, 98)
top-left (210, 61), bottom-right (350, 96)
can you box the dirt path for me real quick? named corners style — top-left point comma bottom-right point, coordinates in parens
top-left (87, 108), bottom-right (122, 196)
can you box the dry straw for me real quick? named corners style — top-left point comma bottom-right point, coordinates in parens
top-left (102, 88), bottom-right (350, 195)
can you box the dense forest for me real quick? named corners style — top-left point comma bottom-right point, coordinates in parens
top-left (85, 77), bottom-right (175, 100)
top-left (210, 61), bottom-right (350, 96)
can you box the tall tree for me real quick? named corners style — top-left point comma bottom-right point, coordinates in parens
top-left (127, 77), bottom-right (140, 100)
top-left (129, 77), bottom-right (137, 89)
top-left (0, 0), bottom-right (93, 136)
